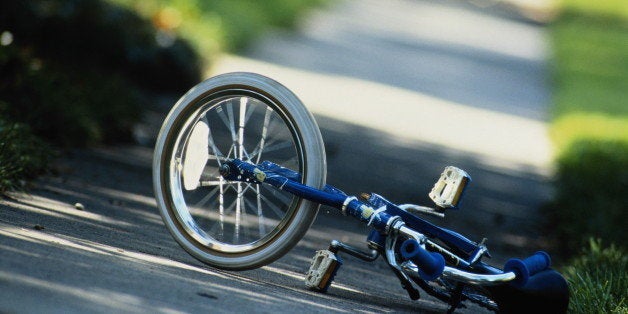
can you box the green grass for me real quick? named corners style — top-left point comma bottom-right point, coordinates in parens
top-left (547, 2), bottom-right (628, 311)
top-left (556, 0), bottom-right (628, 20)
top-left (563, 239), bottom-right (627, 314)
top-left (544, 0), bottom-right (628, 254)
top-left (549, 2), bottom-right (628, 151)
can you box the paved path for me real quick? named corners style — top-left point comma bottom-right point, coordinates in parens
top-left (211, 0), bottom-right (554, 261)
top-left (0, 1), bottom-right (553, 313)
top-left (212, 0), bottom-right (552, 171)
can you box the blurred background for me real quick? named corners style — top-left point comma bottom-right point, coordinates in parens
top-left (0, 0), bottom-right (626, 312)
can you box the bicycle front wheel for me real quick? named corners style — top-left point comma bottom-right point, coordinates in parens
top-left (153, 72), bottom-right (326, 270)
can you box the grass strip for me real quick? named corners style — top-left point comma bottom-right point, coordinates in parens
top-left (545, 0), bottom-right (628, 253)
top-left (563, 239), bottom-right (627, 313)
top-left (547, 1), bottom-right (628, 312)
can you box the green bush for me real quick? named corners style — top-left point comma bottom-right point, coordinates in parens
top-left (199, 0), bottom-right (330, 51)
top-left (0, 45), bottom-right (142, 146)
top-left (0, 0), bottom-right (325, 193)
top-left (110, 0), bottom-right (329, 63)
top-left (544, 140), bottom-right (628, 256)
top-left (563, 239), bottom-right (627, 313)
top-left (0, 119), bottom-right (51, 193)
top-left (0, 0), bottom-right (202, 92)
top-left (0, 0), bottom-right (205, 147)
top-left (0, 0), bottom-right (205, 193)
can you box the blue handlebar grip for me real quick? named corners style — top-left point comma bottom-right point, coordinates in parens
top-left (504, 251), bottom-right (551, 288)
top-left (400, 239), bottom-right (445, 281)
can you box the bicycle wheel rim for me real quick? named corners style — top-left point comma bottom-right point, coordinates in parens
top-left (161, 88), bottom-right (307, 256)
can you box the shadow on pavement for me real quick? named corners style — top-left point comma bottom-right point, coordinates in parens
top-left (1, 109), bottom-right (550, 312)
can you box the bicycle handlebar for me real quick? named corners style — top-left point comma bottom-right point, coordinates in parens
top-left (504, 251), bottom-right (551, 287)
top-left (400, 239), bottom-right (445, 281)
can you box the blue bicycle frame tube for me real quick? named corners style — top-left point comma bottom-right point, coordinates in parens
top-left (221, 160), bottom-right (396, 228)
top-left (221, 159), bottom-right (479, 257)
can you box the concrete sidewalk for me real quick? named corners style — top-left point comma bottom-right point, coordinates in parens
top-left (0, 1), bottom-right (556, 313)
top-left (209, 0), bottom-right (555, 261)
top-left (211, 0), bottom-right (553, 175)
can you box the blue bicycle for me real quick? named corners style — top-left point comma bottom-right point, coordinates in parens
top-left (153, 72), bottom-right (569, 313)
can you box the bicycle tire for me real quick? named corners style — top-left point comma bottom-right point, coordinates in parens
top-left (153, 72), bottom-right (326, 270)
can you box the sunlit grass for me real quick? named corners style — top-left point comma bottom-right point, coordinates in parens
top-left (551, 114), bottom-right (628, 152)
top-left (563, 239), bottom-right (627, 314)
top-left (556, 0), bottom-right (628, 19)
top-left (551, 28), bottom-right (627, 119)
top-left (549, 1), bottom-right (628, 151)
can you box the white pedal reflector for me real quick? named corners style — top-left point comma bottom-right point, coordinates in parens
top-left (182, 121), bottom-right (209, 190)
top-left (305, 250), bottom-right (342, 292)
top-left (429, 166), bottom-right (471, 209)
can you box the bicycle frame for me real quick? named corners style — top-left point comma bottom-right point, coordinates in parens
top-left (219, 159), bottom-right (539, 288)
top-left (155, 72), bottom-right (569, 313)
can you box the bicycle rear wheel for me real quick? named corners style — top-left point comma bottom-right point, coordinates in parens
top-left (153, 72), bottom-right (326, 269)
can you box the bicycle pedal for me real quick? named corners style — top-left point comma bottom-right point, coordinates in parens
top-left (304, 250), bottom-right (342, 292)
top-left (429, 166), bottom-right (471, 209)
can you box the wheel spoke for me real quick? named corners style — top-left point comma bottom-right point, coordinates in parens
top-left (252, 141), bottom-right (292, 158)
top-left (225, 145), bottom-right (235, 160)
top-left (255, 185), bottom-right (266, 236)
top-left (169, 91), bottom-right (309, 253)
top-left (234, 182), bottom-right (243, 243)
top-left (240, 182), bottom-right (255, 195)
top-left (244, 99), bottom-right (256, 126)
top-left (217, 101), bottom-right (237, 142)
top-left (247, 108), bottom-right (273, 159)
top-left (193, 185), bottom-right (220, 208)
top-left (218, 176), bottom-right (225, 239)
top-left (207, 197), bottom-right (237, 237)
top-left (255, 107), bottom-right (273, 163)
top-left (238, 97), bottom-right (252, 161)
top-left (259, 193), bottom-right (287, 218)
top-left (200, 180), bottom-right (238, 187)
